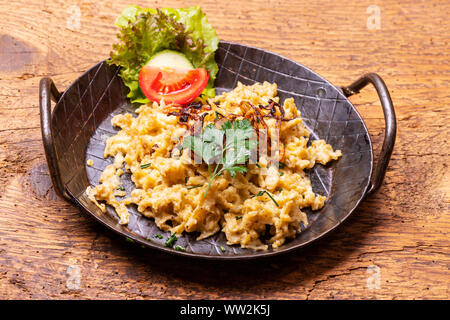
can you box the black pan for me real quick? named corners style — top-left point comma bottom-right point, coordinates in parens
top-left (39, 41), bottom-right (396, 259)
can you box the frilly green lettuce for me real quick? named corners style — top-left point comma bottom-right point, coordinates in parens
top-left (109, 5), bottom-right (219, 104)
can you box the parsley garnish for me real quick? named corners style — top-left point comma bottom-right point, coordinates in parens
top-left (174, 245), bottom-right (185, 252)
top-left (220, 246), bottom-right (226, 252)
top-left (184, 176), bottom-right (188, 184)
top-left (181, 119), bottom-right (257, 197)
top-left (279, 172), bottom-right (284, 176)
top-left (236, 216), bottom-right (242, 220)
top-left (164, 232), bottom-right (177, 248)
top-left (140, 163), bottom-right (151, 169)
top-left (154, 234), bottom-right (163, 239)
top-left (252, 190), bottom-right (279, 207)
top-left (118, 186), bottom-right (125, 191)
top-left (125, 237), bottom-right (134, 243)
top-left (279, 162), bottom-right (287, 169)
top-left (187, 185), bottom-right (202, 190)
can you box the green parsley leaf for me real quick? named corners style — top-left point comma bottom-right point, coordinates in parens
top-left (252, 191), bottom-right (265, 198)
top-left (140, 163), bottom-right (151, 169)
top-left (174, 245), bottom-right (185, 252)
top-left (125, 237), bottom-right (134, 243)
top-left (220, 246), bottom-right (226, 252)
top-left (187, 185), bottom-right (202, 190)
top-left (154, 234), bottom-right (163, 239)
top-left (181, 119), bottom-right (257, 197)
top-left (164, 232), bottom-right (178, 247)
top-left (251, 190), bottom-right (279, 207)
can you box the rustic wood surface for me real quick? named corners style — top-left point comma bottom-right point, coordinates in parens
top-left (0, 0), bottom-right (448, 300)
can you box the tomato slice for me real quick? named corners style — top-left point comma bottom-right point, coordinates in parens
top-left (139, 66), bottom-right (209, 105)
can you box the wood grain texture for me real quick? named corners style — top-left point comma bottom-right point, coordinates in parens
top-left (0, 0), bottom-right (449, 299)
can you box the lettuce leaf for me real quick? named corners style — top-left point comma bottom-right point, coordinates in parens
top-left (109, 5), bottom-right (219, 104)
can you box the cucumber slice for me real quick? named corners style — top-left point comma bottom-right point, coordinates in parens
top-left (146, 50), bottom-right (194, 70)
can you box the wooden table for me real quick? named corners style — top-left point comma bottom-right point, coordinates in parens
top-left (0, 0), bottom-right (448, 299)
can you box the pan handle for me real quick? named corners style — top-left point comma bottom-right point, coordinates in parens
top-left (341, 73), bottom-right (396, 196)
top-left (39, 78), bottom-right (71, 201)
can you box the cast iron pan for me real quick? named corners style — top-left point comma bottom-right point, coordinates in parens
top-left (39, 41), bottom-right (396, 259)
